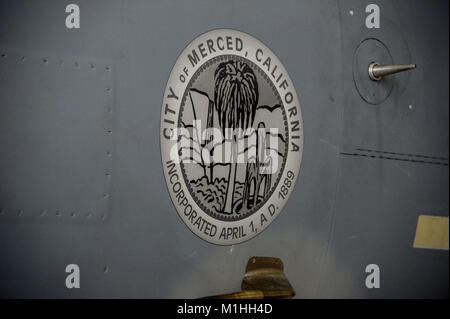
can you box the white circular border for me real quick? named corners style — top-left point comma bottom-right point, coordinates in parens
top-left (160, 29), bottom-right (303, 245)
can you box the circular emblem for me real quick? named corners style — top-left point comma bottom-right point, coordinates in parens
top-left (160, 29), bottom-right (303, 245)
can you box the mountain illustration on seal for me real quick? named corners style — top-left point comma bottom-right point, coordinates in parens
top-left (178, 60), bottom-right (287, 217)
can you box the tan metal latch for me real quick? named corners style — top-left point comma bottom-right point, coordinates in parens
top-left (205, 256), bottom-right (295, 299)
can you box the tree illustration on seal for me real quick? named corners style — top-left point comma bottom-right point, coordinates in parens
top-left (178, 56), bottom-right (287, 218)
top-left (214, 60), bottom-right (259, 214)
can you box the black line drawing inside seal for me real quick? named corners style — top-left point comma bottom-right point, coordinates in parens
top-left (178, 55), bottom-right (289, 221)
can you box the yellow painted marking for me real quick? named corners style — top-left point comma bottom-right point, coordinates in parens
top-left (413, 215), bottom-right (449, 250)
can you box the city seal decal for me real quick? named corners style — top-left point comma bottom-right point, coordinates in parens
top-left (160, 29), bottom-right (303, 245)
